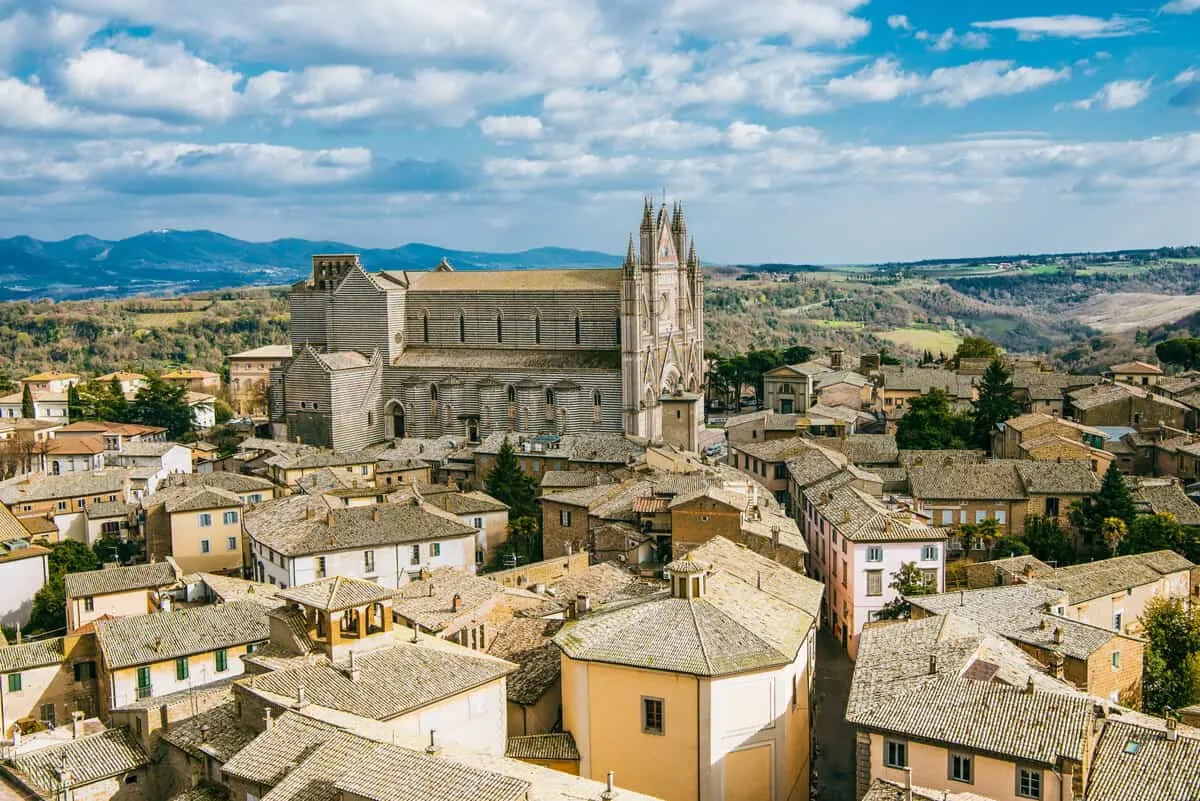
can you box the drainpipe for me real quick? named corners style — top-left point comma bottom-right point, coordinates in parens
top-left (697, 677), bottom-right (703, 801)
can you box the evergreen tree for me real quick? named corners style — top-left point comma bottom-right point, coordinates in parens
top-left (895, 389), bottom-right (973, 450)
top-left (875, 562), bottom-right (936, 620)
top-left (1022, 514), bottom-right (1076, 565)
top-left (954, 336), bottom-right (1001, 364)
top-left (1140, 598), bottom-right (1200, 714)
top-left (20, 384), bottom-right (33, 418)
top-left (1119, 513), bottom-right (1183, 556)
top-left (484, 437), bottom-right (539, 521)
top-left (130, 374), bottom-right (193, 439)
top-left (1092, 462), bottom-right (1137, 531)
top-left (971, 359), bottom-right (1020, 452)
top-left (102, 377), bottom-right (131, 422)
top-left (67, 384), bottom-right (83, 422)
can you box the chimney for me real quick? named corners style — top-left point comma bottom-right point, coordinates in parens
top-left (929, 654), bottom-right (937, 675)
top-left (411, 623), bottom-right (421, 643)
top-left (1093, 702), bottom-right (1108, 733)
top-left (426, 729), bottom-right (441, 756)
top-left (15, 624), bottom-right (21, 645)
top-left (371, 507), bottom-right (379, 522)
top-left (348, 650), bottom-right (360, 682)
top-left (200, 723), bottom-right (210, 743)
top-left (71, 711), bottom-right (84, 739)
top-left (1167, 715), bottom-right (1179, 742)
top-left (1051, 653), bottom-right (1065, 680)
top-left (771, 526), bottom-right (780, 548)
top-left (1025, 675), bottom-right (1035, 694)
top-left (305, 506), bottom-right (314, 520)
top-left (452, 593), bottom-right (463, 612)
top-left (295, 684), bottom-right (307, 708)
top-left (1023, 563), bottom-right (1035, 579)
top-left (57, 755), bottom-right (71, 791)
top-left (757, 571), bottom-right (763, 590)
top-left (577, 594), bottom-right (590, 614)
top-left (958, 590), bottom-right (964, 607)
top-left (263, 708), bottom-right (273, 730)
top-left (601, 771), bottom-right (616, 801)
top-left (326, 510), bottom-right (334, 527)
top-left (902, 766), bottom-right (913, 801)
top-left (1053, 626), bottom-right (1064, 644)
top-left (153, 636), bottom-right (162, 652)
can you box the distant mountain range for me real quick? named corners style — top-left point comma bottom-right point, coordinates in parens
top-left (0, 230), bottom-right (624, 301)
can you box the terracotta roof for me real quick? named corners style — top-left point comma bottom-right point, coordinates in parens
top-left (157, 485), bottom-right (243, 514)
top-left (94, 602), bottom-right (267, 669)
top-left (786, 445), bottom-right (848, 489)
top-left (841, 434), bottom-right (899, 465)
top-left (243, 641), bottom-right (515, 719)
top-left (45, 435), bottom-right (105, 456)
top-left (1014, 460), bottom-right (1101, 495)
top-left (8, 727), bottom-right (147, 798)
top-left (424, 490), bottom-right (508, 516)
top-left (863, 779), bottom-right (996, 801)
top-left (1110, 360), bottom-right (1163, 375)
top-left (735, 435), bottom-right (817, 462)
top-left (909, 461), bottom-right (1027, 500)
top-left (1036, 550), bottom-right (1196, 605)
top-left (1130, 479), bottom-right (1200, 526)
top-left (879, 366), bottom-right (975, 397)
top-left (264, 448), bottom-right (378, 470)
top-left (276, 576), bottom-right (394, 612)
top-left (64, 561), bottom-right (177, 598)
top-left (21, 371), bottom-right (79, 382)
top-left (0, 469), bottom-right (130, 504)
top-left (505, 733), bottom-right (580, 761)
top-left (162, 369), bottom-right (219, 380)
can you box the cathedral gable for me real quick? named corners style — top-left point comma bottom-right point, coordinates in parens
top-left (655, 224), bottom-right (678, 266)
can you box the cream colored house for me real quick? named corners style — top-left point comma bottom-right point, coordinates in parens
top-left (93, 371), bottom-right (148, 395)
top-left (556, 536), bottom-right (824, 801)
top-left (0, 633), bottom-right (102, 733)
top-left (143, 485), bottom-right (245, 574)
top-left (423, 490), bottom-right (510, 566)
top-left (1108, 360), bottom-right (1163, 387)
top-left (265, 448), bottom-right (378, 490)
top-left (20, 371), bottom-right (81, 395)
top-left (64, 562), bottom-right (180, 632)
top-left (228, 344), bottom-right (292, 417)
top-left (94, 601), bottom-right (267, 713)
top-left (161, 369), bottom-right (221, 394)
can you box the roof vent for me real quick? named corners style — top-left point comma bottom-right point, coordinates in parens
top-left (451, 593), bottom-right (463, 612)
top-left (928, 654), bottom-right (937, 675)
top-left (294, 684), bottom-right (307, 708)
top-left (426, 729), bottom-right (442, 756)
top-left (1053, 626), bottom-right (1064, 644)
top-left (1167, 715), bottom-right (1178, 742)
top-left (601, 771), bottom-right (616, 801)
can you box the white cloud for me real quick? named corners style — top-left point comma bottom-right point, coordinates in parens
top-left (1174, 67), bottom-right (1198, 85)
top-left (886, 14), bottom-right (911, 30)
top-left (480, 115), bottom-right (544, 140)
top-left (972, 15), bottom-right (1143, 39)
top-left (922, 61), bottom-right (1071, 108)
top-left (827, 58), bottom-right (920, 102)
top-left (0, 75), bottom-right (166, 134)
top-left (63, 44), bottom-right (242, 122)
top-left (664, 0), bottom-right (870, 46)
top-left (0, 9), bottom-right (101, 68)
top-left (1059, 79), bottom-right (1153, 111)
top-left (726, 121), bottom-right (821, 150)
top-left (1161, 0), bottom-right (1200, 13)
top-left (915, 27), bottom-right (991, 51)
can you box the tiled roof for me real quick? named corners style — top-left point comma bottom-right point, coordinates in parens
top-left (863, 779), bottom-right (997, 801)
top-left (908, 461), bottom-right (1027, 500)
top-left (690, 536), bottom-right (823, 617)
top-left (785, 445), bottom-right (848, 489)
top-left (242, 641), bottom-right (515, 719)
top-left (160, 701), bottom-right (257, 763)
top-left (487, 618), bottom-right (564, 705)
top-left (538, 470), bottom-right (604, 489)
top-left (265, 448), bottom-right (379, 470)
top-left (424, 490), bottom-right (508, 516)
top-left (1130, 479), bottom-right (1200, 526)
top-left (816, 369), bottom-right (870, 388)
top-left (95, 602), bottom-right (267, 669)
top-left (808, 482), bottom-right (947, 544)
top-left (1036, 550), bottom-right (1196, 605)
top-left (1014, 460), bottom-right (1101, 495)
top-left (505, 733), bottom-right (579, 761)
top-left (229, 344), bottom-right (292, 359)
top-left (8, 728), bottom-right (147, 798)
top-left (898, 449), bottom-right (986, 467)
top-left (909, 584), bottom-right (1122, 660)
top-left (0, 637), bottom-right (66, 672)
top-left (879, 366), bottom-right (975, 397)
top-left (1110, 360), bottom-right (1163, 375)
top-left (735, 435), bottom-right (818, 462)
top-left (276, 576), bottom-right (394, 611)
top-left (0, 469), bottom-right (130, 504)
top-left (85, 500), bottom-right (133, 519)
top-left (555, 537), bottom-right (818, 677)
top-left (64, 561), bottom-right (178, 598)
top-left (841, 434), bottom-right (898, 465)
top-left (45, 435), bottom-right (105, 455)
top-left (394, 345), bottom-right (621, 372)
top-left (114, 441), bottom-right (181, 458)
top-left (979, 554), bottom-right (1054, 580)
top-left (393, 567), bottom-right (503, 632)
top-left (1087, 719), bottom-right (1200, 801)
top-left (245, 496), bottom-right (476, 556)
top-left (157, 485), bottom-right (243, 513)
top-left (193, 572), bottom-right (285, 608)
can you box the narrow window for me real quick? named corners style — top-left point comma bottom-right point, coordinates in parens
top-left (560, 509), bottom-right (572, 527)
top-left (199, 513), bottom-right (212, 528)
top-left (593, 390), bottom-right (602, 423)
top-left (459, 314), bottom-right (466, 343)
top-left (411, 544), bottom-right (420, 565)
top-left (7, 673), bottom-right (21, 692)
top-left (534, 314), bottom-right (541, 344)
top-left (215, 649), bottom-right (228, 673)
top-left (226, 536), bottom-right (237, 551)
top-left (574, 315), bottom-right (581, 344)
top-left (642, 697), bottom-right (664, 734)
top-left (430, 385), bottom-right (439, 402)
top-left (507, 385), bottom-right (516, 403)
top-left (866, 570), bottom-right (882, 597)
top-left (496, 314), bottom-right (503, 343)
top-left (1111, 651), bottom-right (1121, 669)
top-left (422, 313), bottom-right (429, 343)
top-left (83, 597), bottom-right (95, 612)
top-left (176, 657), bottom-right (189, 681)
top-left (949, 753), bottom-right (973, 784)
top-left (223, 510), bottom-right (239, 525)
top-left (431, 542), bottom-right (441, 557)
top-left (200, 539), bottom-right (211, 554)
top-left (364, 550), bottom-right (375, 572)
top-left (1017, 767), bottom-right (1041, 799)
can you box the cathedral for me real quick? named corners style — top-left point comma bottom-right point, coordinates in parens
top-left (269, 199), bottom-right (705, 452)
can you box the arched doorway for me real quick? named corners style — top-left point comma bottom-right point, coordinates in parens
top-left (386, 401), bottom-right (407, 439)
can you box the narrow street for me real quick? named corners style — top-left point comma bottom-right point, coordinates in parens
top-left (812, 628), bottom-right (856, 801)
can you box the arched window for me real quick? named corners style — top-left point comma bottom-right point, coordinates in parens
top-left (422, 313), bottom-right (429, 343)
top-left (546, 388), bottom-right (555, 406)
top-left (459, 314), bottom-right (466, 343)
top-left (574, 315), bottom-right (581, 345)
top-left (430, 384), bottom-right (439, 402)
top-left (496, 314), bottom-right (503, 343)
top-left (534, 314), bottom-right (541, 345)
top-left (616, 315), bottom-right (621, 345)
top-left (592, 390), bottom-right (602, 423)
top-left (507, 385), bottom-right (516, 403)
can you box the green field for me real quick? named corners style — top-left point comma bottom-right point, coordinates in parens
top-left (880, 327), bottom-right (963, 353)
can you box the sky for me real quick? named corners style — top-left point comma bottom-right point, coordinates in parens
top-left (0, 0), bottom-right (1197, 264)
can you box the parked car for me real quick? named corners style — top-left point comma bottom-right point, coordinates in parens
top-left (704, 443), bottom-right (723, 457)
top-left (708, 416), bottom-right (727, 426)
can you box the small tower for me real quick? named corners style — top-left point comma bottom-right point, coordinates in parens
top-left (666, 553), bottom-right (709, 599)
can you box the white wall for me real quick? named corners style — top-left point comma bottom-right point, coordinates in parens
top-left (0, 554), bottom-right (48, 626)
top-left (852, 540), bottom-right (944, 630)
top-left (252, 533), bottom-right (476, 590)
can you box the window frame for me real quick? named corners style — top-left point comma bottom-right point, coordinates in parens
top-left (7, 672), bottom-right (22, 693)
top-left (83, 596), bottom-right (95, 612)
top-left (226, 536), bottom-right (238, 551)
top-left (223, 510), bottom-right (239, 525)
top-left (1016, 766), bottom-right (1042, 799)
top-left (641, 696), bottom-right (665, 735)
top-left (866, 570), bottom-right (883, 597)
top-left (364, 550), bottom-right (375, 572)
top-left (884, 739), bottom-right (908, 769)
top-left (198, 512), bottom-right (212, 528)
top-left (949, 752), bottom-right (973, 784)
top-left (866, 546), bottom-right (883, 562)
top-left (200, 539), bottom-right (211, 554)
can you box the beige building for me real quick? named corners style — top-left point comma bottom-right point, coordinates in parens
top-left (228, 344), bottom-right (292, 417)
top-left (93, 371), bottom-right (148, 396)
top-left (5, 726), bottom-right (149, 801)
top-left (0, 633), bottom-right (102, 733)
top-left (160, 369), bottom-right (221, 394)
top-left (94, 601), bottom-right (267, 713)
top-left (264, 448), bottom-right (378, 490)
top-left (0, 469), bottom-right (134, 545)
top-left (556, 537), bottom-right (824, 801)
top-left (142, 485), bottom-right (245, 574)
top-left (729, 435), bottom-right (820, 504)
top-left (64, 562), bottom-right (179, 633)
top-left (1108, 360), bottom-right (1163, 387)
top-left (20, 371), bottom-right (81, 394)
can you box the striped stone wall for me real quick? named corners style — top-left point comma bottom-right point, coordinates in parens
top-left (405, 290), bottom-right (621, 351)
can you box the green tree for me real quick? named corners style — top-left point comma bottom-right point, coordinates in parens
top-left (781, 345), bottom-right (814, 365)
top-left (971, 359), bottom-right (1020, 452)
top-left (67, 383), bottom-right (83, 421)
top-left (1022, 514), bottom-right (1076, 565)
top-left (1155, 338), bottom-right (1200, 371)
top-left (991, 536), bottom-right (1030, 558)
top-left (20, 384), bottom-right (33, 418)
top-left (875, 562), bottom-right (936, 620)
top-left (955, 336), bottom-right (1001, 364)
top-left (895, 389), bottom-right (973, 450)
top-left (489, 516), bottom-right (543, 570)
top-left (484, 437), bottom-right (539, 522)
top-left (206, 424), bottom-right (243, 457)
top-left (214, 398), bottom-right (234, 425)
top-left (1119, 513), bottom-right (1183, 556)
top-left (1072, 463), bottom-right (1137, 558)
top-left (130, 374), bottom-right (193, 439)
top-left (26, 540), bottom-right (101, 636)
top-left (1140, 598), bottom-right (1200, 715)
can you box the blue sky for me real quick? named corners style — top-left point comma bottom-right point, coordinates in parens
top-left (0, 0), bottom-right (1197, 263)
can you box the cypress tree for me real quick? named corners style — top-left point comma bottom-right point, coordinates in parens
top-left (971, 358), bottom-right (1020, 453)
top-left (484, 437), bottom-right (538, 521)
top-left (20, 384), bottom-right (34, 418)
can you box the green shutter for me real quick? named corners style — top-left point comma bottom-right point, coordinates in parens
top-left (7, 673), bottom-right (21, 692)
top-left (175, 657), bottom-right (189, 681)
top-left (215, 649), bottom-right (228, 672)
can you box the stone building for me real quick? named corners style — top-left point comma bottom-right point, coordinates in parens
top-left (271, 200), bottom-right (705, 453)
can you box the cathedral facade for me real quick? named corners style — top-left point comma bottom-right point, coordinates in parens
top-left (269, 200), bottom-right (705, 452)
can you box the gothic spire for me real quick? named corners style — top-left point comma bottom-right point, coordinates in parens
top-left (688, 238), bottom-right (698, 267)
